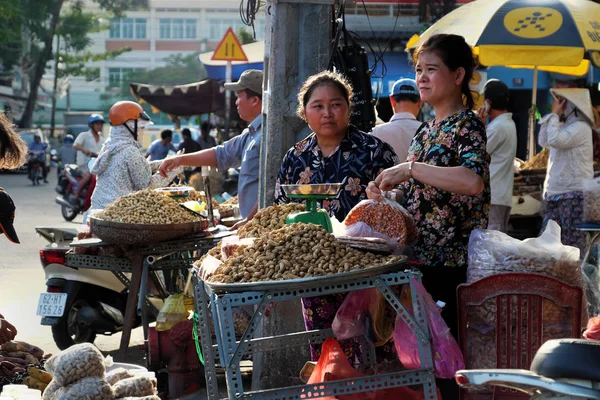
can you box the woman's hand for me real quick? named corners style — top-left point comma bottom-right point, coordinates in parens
top-left (230, 218), bottom-right (248, 231)
top-left (366, 181), bottom-right (383, 201)
top-left (158, 156), bottom-right (182, 178)
top-left (0, 314), bottom-right (17, 344)
top-left (374, 163), bottom-right (411, 191)
top-left (552, 97), bottom-right (567, 116)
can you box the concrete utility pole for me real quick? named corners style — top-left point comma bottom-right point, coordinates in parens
top-left (253, 0), bottom-right (334, 390)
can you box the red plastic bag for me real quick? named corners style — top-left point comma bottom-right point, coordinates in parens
top-left (307, 338), bottom-right (373, 400)
top-left (393, 278), bottom-right (465, 379)
top-left (332, 289), bottom-right (393, 346)
top-left (307, 338), bottom-right (431, 400)
top-left (584, 316), bottom-right (600, 340)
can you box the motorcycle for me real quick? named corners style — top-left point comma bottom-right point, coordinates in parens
top-left (36, 226), bottom-right (140, 350)
top-left (222, 167), bottom-right (239, 197)
top-left (27, 152), bottom-right (46, 185)
top-left (55, 163), bottom-right (96, 222)
top-left (455, 338), bottom-right (600, 399)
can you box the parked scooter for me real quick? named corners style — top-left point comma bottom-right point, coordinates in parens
top-left (55, 163), bottom-right (95, 221)
top-left (36, 226), bottom-right (139, 350)
top-left (455, 338), bottom-right (600, 399)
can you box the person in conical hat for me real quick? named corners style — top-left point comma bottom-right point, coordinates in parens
top-left (538, 87), bottom-right (594, 254)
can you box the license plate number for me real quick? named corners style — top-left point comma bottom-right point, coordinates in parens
top-left (36, 293), bottom-right (68, 317)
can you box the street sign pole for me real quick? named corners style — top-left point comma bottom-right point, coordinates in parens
top-left (211, 27), bottom-right (248, 141)
top-left (225, 61), bottom-right (232, 139)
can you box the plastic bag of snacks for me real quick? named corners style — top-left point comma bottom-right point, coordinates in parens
top-left (583, 177), bottom-right (600, 223)
top-left (156, 293), bottom-right (188, 332)
top-left (44, 377), bottom-right (114, 400)
top-left (343, 199), bottom-right (417, 249)
top-left (44, 343), bottom-right (106, 386)
top-left (106, 368), bottom-right (136, 385)
top-left (112, 376), bottom-right (155, 398)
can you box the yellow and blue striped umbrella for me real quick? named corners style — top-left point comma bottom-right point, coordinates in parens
top-left (407, 0), bottom-right (600, 158)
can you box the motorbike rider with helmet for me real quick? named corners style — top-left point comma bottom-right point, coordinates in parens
top-left (89, 101), bottom-right (182, 214)
top-left (71, 114), bottom-right (105, 203)
top-left (27, 133), bottom-right (48, 183)
top-left (57, 134), bottom-right (77, 166)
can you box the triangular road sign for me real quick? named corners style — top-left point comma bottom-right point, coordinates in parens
top-left (211, 27), bottom-right (248, 62)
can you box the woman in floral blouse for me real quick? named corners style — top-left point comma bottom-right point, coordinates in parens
top-left (274, 70), bottom-right (399, 362)
top-left (368, 33), bottom-right (490, 338)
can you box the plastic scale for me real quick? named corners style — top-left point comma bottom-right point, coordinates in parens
top-left (281, 184), bottom-right (342, 233)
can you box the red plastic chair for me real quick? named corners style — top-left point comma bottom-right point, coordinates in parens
top-left (457, 273), bottom-right (583, 400)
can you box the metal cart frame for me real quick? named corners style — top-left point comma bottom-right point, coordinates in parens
top-left (66, 232), bottom-right (226, 358)
top-left (194, 268), bottom-right (439, 400)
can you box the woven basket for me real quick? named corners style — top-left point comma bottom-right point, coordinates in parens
top-left (89, 216), bottom-right (208, 246)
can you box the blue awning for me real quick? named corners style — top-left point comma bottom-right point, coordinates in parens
top-left (369, 52), bottom-right (416, 97)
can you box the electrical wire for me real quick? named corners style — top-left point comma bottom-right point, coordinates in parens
top-left (239, 0), bottom-right (262, 39)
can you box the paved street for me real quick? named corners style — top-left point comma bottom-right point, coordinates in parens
top-left (0, 169), bottom-right (229, 399)
top-left (0, 169), bottom-right (145, 361)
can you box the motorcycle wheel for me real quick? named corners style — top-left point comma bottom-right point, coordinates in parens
top-left (61, 203), bottom-right (78, 222)
top-left (51, 298), bottom-right (97, 350)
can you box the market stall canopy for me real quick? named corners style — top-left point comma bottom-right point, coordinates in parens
top-left (199, 41), bottom-right (264, 81)
top-left (129, 79), bottom-right (227, 118)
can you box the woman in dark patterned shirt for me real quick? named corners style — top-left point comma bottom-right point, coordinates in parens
top-left (274, 71), bottom-right (399, 362)
top-left (368, 34), bottom-right (490, 342)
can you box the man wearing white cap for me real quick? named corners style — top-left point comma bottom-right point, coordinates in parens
top-left (539, 87), bottom-right (595, 253)
top-left (371, 78), bottom-right (422, 162)
top-left (478, 79), bottom-right (517, 233)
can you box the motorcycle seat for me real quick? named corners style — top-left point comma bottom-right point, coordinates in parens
top-left (65, 164), bottom-right (83, 177)
top-left (530, 339), bottom-right (600, 382)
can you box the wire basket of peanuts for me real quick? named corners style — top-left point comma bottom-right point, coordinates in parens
top-left (236, 203), bottom-right (307, 238)
top-left (89, 189), bottom-right (208, 245)
top-left (205, 223), bottom-right (404, 287)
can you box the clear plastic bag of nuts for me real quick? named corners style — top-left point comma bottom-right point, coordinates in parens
top-left (583, 177), bottom-right (600, 223)
top-left (467, 220), bottom-right (580, 284)
top-left (45, 343), bottom-right (106, 386)
top-left (342, 199), bottom-right (417, 251)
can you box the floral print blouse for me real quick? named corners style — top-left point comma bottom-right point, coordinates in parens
top-left (274, 126), bottom-right (399, 221)
top-left (400, 109), bottom-right (490, 268)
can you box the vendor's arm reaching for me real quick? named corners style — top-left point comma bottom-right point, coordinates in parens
top-left (158, 148), bottom-right (217, 177)
top-left (369, 162), bottom-right (484, 199)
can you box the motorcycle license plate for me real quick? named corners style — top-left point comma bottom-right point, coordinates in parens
top-left (36, 293), bottom-right (68, 317)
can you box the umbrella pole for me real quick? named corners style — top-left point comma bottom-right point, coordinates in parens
top-left (527, 66), bottom-right (539, 160)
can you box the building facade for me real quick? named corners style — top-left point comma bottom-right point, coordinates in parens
top-left (48, 0), bottom-right (265, 118)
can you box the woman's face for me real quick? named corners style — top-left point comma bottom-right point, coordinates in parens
top-left (304, 84), bottom-right (350, 139)
top-left (416, 51), bottom-right (464, 107)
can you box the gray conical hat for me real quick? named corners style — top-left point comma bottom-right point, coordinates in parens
top-left (550, 88), bottom-right (594, 126)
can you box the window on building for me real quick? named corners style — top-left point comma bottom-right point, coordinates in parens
top-left (159, 18), bottom-right (171, 39)
top-left (209, 19), bottom-right (245, 40)
top-left (108, 68), bottom-right (121, 87)
top-left (109, 19), bottom-right (120, 38)
top-left (135, 18), bottom-right (146, 39)
top-left (172, 19), bottom-right (184, 39)
top-left (108, 67), bottom-right (144, 87)
top-left (185, 19), bottom-right (197, 39)
top-left (85, 68), bottom-right (100, 82)
top-left (109, 18), bottom-right (147, 39)
top-left (122, 18), bottom-right (134, 38)
top-left (159, 18), bottom-right (198, 39)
